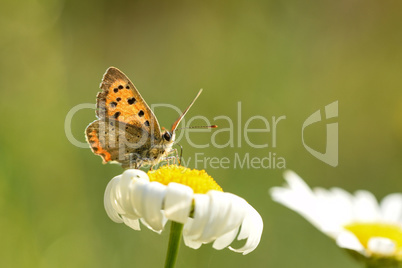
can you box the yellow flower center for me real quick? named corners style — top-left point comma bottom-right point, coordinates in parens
top-left (344, 222), bottom-right (402, 258)
top-left (147, 165), bottom-right (223, 194)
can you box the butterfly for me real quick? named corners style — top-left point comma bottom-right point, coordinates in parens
top-left (85, 67), bottom-right (202, 169)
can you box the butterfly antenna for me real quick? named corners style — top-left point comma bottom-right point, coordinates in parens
top-left (177, 125), bottom-right (218, 130)
top-left (175, 143), bottom-right (183, 166)
top-left (171, 89), bottom-right (203, 133)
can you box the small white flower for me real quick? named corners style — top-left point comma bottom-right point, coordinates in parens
top-left (270, 170), bottom-right (402, 264)
top-left (104, 165), bottom-right (263, 255)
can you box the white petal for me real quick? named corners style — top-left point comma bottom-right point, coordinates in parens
top-left (270, 187), bottom-right (315, 220)
top-left (283, 170), bottom-right (315, 195)
top-left (367, 237), bottom-right (396, 256)
top-left (271, 177), bottom-right (321, 231)
top-left (273, 170), bottom-right (316, 213)
top-left (270, 187), bottom-right (296, 208)
top-left (213, 227), bottom-right (239, 250)
top-left (215, 193), bottom-right (247, 236)
top-left (210, 194), bottom-right (248, 250)
top-left (117, 169), bottom-right (149, 219)
top-left (122, 169), bottom-right (149, 183)
top-left (313, 187), bottom-right (337, 233)
top-left (112, 177), bottom-right (130, 215)
top-left (164, 183), bottom-right (193, 224)
top-left (183, 219), bottom-right (204, 249)
top-left (122, 216), bottom-right (140, 230)
top-left (380, 193), bottom-right (402, 224)
top-left (353, 190), bottom-right (380, 222)
top-left (104, 177), bottom-right (123, 223)
top-left (198, 191), bottom-right (239, 242)
top-left (140, 182), bottom-right (167, 232)
top-left (183, 239), bottom-right (203, 249)
top-left (183, 194), bottom-right (210, 239)
top-left (139, 218), bottom-right (163, 234)
top-left (130, 179), bottom-right (148, 217)
top-left (329, 188), bottom-right (354, 226)
top-left (336, 230), bottom-right (366, 255)
top-left (313, 187), bottom-right (353, 236)
top-left (229, 203), bottom-right (263, 255)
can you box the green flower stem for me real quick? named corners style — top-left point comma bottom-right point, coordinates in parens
top-left (164, 221), bottom-right (184, 268)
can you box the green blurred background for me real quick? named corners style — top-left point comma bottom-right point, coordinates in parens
top-left (1, 0), bottom-right (402, 267)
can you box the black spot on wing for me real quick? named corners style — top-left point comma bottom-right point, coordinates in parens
top-left (127, 97), bottom-right (136, 105)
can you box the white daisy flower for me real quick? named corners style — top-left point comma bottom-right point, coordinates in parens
top-left (270, 170), bottom-right (402, 267)
top-left (104, 165), bottom-right (263, 256)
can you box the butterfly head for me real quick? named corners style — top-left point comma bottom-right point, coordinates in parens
top-left (162, 130), bottom-right (175, 143)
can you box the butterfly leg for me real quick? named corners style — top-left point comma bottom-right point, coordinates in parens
top-left (125, 152), bottom-right (144, 169)
top-left (163, 149), bottom-right (181, 166)
top-left (173, 143), bottom-right (183, 166)
top-left (165, 156), bottom-right (175, 166)
top-left (141, 158), bottom-right (161, 170)
top-left (172, 148), bottom-right (179, 165)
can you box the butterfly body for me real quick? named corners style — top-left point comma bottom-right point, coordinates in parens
top-left (86, 67), bottom-right (196, 169)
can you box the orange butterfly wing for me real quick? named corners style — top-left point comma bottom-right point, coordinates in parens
top-left (86, 67), bottom-right (163, 165)
top-left (96, 67), bottom-right (161, 138)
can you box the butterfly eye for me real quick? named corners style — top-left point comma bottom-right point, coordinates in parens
top-left (163, 132), bottom-right (171, 142)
